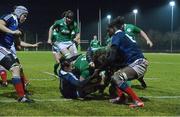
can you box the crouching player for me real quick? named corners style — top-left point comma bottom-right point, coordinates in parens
top-left (106, 16), bottom-right (149, 108)
top-left (59, 56), bottom-right (101, 99)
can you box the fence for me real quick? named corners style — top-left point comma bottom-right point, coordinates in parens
top-left (21, 30), bottom-right (180, 53)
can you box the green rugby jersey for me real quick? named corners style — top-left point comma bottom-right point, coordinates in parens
top-left (124, 24), bottom-right (141, 39)
top-left (53, 18), bottom-right (79, 42)
top-left (90, 39), bottom-right (101, 48)
top-left (73, 54), bottom-right (90, 79)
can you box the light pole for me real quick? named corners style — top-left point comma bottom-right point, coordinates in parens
top-left (169, 1), bottom-right (175, 53)
top-left (107, 15), bottom-right (111, 24)
top-left (133, 9), bottom-right (138, 25)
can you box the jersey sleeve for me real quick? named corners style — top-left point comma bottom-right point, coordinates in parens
top-left (52, 20), bottom-right (63, 30)
top-left (74, 22), bottom-right (79, 34)
top-left (133, 25), bottom-right (141, 33)
top-left (0, 14), bottom-right (14, 25)
top-left (81, 70), bottom-right (90, 80)
top-left (111, 34), bottom-right (120, 47)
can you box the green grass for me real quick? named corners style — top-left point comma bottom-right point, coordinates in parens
top-left (0, 51), bottom-right (180, 116)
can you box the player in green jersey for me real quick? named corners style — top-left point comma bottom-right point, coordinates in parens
top-left (73, 54), bottom-right (92, 81)
top-left (48, 24), bottom-right (62, 75)
top-left (48, 10), bottom-right (80, 75)
top-left (50, 10), bottom-right (80, 58)
top-left (123, 23), bottom-right (153, 47)
top-left (90, 35), bottom-right (101, 51)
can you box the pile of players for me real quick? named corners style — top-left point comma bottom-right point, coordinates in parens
top-left (53, 11), bottom-right (153, 108)
top-left (0, 6), bottom-right (153, 108)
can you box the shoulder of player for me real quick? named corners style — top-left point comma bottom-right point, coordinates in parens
top-left (113, 30), bottom-right (126, 40)
top-left (1, 14), bottom-right (15, 22)
top-left (73, 21), bottom-right (77, 26)
top-left (55, 18), bottom-right (65, 26)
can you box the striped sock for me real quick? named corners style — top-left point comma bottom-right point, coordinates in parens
top-left (12, 77), bottom-right (25, 97)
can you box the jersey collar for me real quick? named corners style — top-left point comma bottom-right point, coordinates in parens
top-left (115, 30), bottom-right (122, 34)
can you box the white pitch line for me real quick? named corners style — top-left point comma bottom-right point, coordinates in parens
top-left (0, 98), bottom-right (72, 103)
top-left (41, 71), bottom-right (59, 78)
top-left (142, 96), bottom-right (180, 99)
top-left (30, 78), bottom-right (53, 81)
top-left (144, 77), bottom-right (158, 80)
top-left (34, 98), bottom-right (72, 102)
top-left (151, 61), bottom-right (180, 65)
top-left (0, 96), bottom-right (180, 103)
top-left (28, 77), bottom-right (157, 81)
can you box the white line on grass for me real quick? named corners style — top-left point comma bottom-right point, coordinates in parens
top-left (0, 96), bottom-right (180, 103)
top-left (151, 61), bottom-right (180, 65)
top-left (30, 78), bottom-right (53, 81)
top-left (41, 71), bottom-right (59, 78)
top-left (145, 77), bottom-right (158, 80)
top-left (0, 98), bottom-right (72, 103)
top-left (28, 77), bottom-right (158, 81)
top-left (142, 96), bottom-right (180, 99)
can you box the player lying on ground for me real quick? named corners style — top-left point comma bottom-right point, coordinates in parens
top-left (59, 56), bottom-right (102, 99)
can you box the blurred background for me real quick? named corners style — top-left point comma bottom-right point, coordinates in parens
top-left (0, 0), bottom-right (180, 52)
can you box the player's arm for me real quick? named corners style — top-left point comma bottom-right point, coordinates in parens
top-left (73, 23), bottom-right (80, 44)
top-left (134, 25), bottom-right (153, 47)
top-left (47, 25), bottom-right (53, 44)
top-left (106, 35), bottom-right (120, 65)
top-left (64, 73), bottom-right (90, 88)
top-left (86, 48), bottom-right (95, 67)
top-left (0, 20), bottom-right (21, 35)
top-left (73, 33), bottom-right (80, 44)
top-left (140, 30), bottom-right (153, 47)
top-left (20, 41), bottom-right (42, 47)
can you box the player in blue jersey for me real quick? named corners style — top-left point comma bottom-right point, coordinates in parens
top-left (59, 56), bottom-right (101, 99)
top-left (0, 6), bottom-right (33, 102)
top-left (106, 16), bottom-right (149, 108)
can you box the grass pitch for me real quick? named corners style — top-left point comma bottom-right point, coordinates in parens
top-left (0, 51), bottom-right (179, 116)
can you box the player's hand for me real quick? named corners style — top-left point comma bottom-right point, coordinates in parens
top-left (90, 69), bottom-right (100, 79)
top-left (32, 42), bottom-right (42, 47)
top-left (73, 38), bottom-right (80, 44)
top-left (73, 34), bottom-right (80, 44)
top-left (89, 62), bottom-right (95, 68)
top-left (47, 39), bottom-right (52, 45)
top-left (16, 45), bottom-right (22, 50)
top-left (147, 40), bottom-right (153, 47)
top-left (12, 30), bottom-right (22, 35)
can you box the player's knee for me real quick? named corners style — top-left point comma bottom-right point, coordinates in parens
top-left (111, 70), bottom-right (128, 87)
top-left (10, 64), bottom-right (21, 74)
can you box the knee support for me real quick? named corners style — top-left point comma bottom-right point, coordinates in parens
top-left (111, 70), bottom-right (128, 88)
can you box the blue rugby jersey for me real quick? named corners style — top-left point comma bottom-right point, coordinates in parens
top-left (111, 30), bottom-right (144, 65)
top-left (0, 14), bottom-right (19, 49)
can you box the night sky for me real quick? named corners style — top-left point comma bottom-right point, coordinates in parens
top-left (0, 0), bottom-right (180, 42)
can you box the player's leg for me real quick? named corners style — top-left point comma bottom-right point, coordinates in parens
top-left (15, 58), bottom-right (30, 90)
top-left (128, 58), bottom-right (149, 88)
top-left (0, 53), bottom-right (33, 102)
top-left (52, 44), bottom-right (61, 75)
top-left (69, 43), bottom-right (78, 57)
top-left (53, 52), bottom-right (61, 76)
top-left (111, 67), bottom-right (144, 107)
top-left (58, 41), bottom-right (78, 59)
